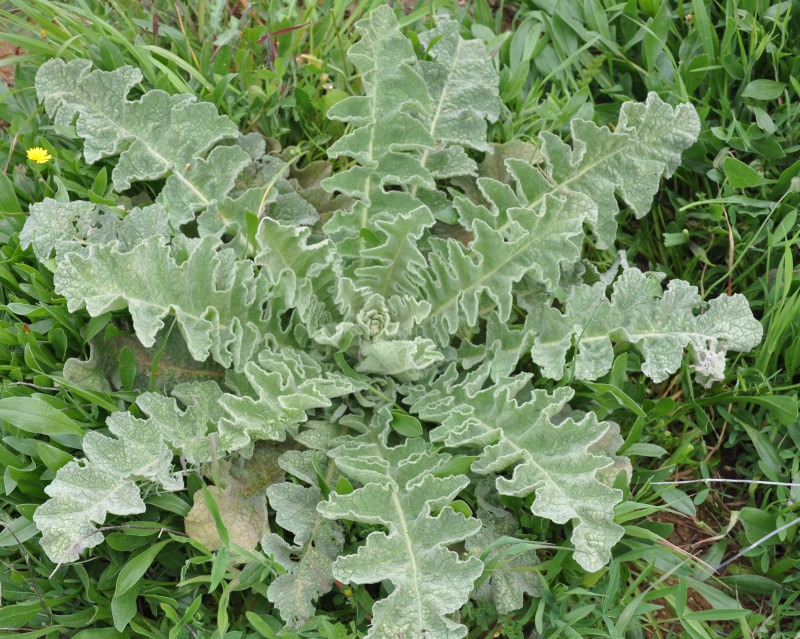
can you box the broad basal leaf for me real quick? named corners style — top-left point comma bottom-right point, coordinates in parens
top-left (318, 424), bottom-right (483, 639)
top-left (35, 59), bottom-right (249, 220)
top-left (199, 135), bottom-right (320, 245)
top-left (54, 235), bottom-right (270, 371)
top-left (20, 199), bottom-right (171, 262)
top-left (219, 346), bottom-right (361, 450)
top-left (63, 330), bottom-right (225, 393)
top-left (34, 463), bottom-right (146, 564)
top-left (354, 206), bottom-right (436, 298)
top-left (416, 14), bottom-right (501, 165)
top-left (36, 59), bottom-right (249, 221)
top-left (254, 217), bottom-right (339, 333)
top-left (356, 337), bottom-right (444, 381)
top-left (468, 481), bottom-right (541, 614)
top-left (320, 5), bottom-right (434, 263)
top-left (422, 191), bottom-right (593, 341)
top-left (322, 4), bottom-right (433, 210)
top-left (263, 452), bottom-right (344, 627)
top-left (35, 382), bottom-right (223, 562)
top-left (510, 92), bottom-right (700, 247)
top-left (321, 6), bottom-right (499, 264)
top-left (404, 364), bottom-right (625, 572)
top-left (529, 268), bottom-right (763, 383)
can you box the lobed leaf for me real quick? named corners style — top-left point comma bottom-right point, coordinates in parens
top-left (318, 421), bottom-right (483, 639)
top-left (529, 268), bottom-right (764, 384)
top-left (54, 235), bottom-right (270, 371)
top-left (35, 58), bottom-right (248, 219)
top-left (34, 382), bottom-right (223, 562)
top-left (263, 453), bottom-right (344, 627)
top-left (468, 481), bottom-right (542, 614)
top-left (404, 364), bottom-right (626, 572)
top-left (524, 93), bottom-right (700, 247)
top-left (20, 199), bottom-right (171, 262)
top-left (422, 191), bottom-right (592, 341)
top-left (219, 346), bottom-right (361, 451)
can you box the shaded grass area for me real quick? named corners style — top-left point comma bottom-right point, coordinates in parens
top-left (0, 1), bottom-right (798, 638)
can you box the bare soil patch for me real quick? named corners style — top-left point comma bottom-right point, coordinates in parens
top-left (0, 40), bottom-right (21, 85)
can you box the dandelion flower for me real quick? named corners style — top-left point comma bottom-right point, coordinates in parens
top-left (26, 147), bottom-right (52, 164)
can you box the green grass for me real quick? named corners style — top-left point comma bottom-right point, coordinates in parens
top-left (1, 0), bottom-right (799, 637)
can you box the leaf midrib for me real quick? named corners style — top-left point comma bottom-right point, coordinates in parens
top-left (64, 93), bottom-right (213, 206)
top-left (495, 132), bottom-right (630, 235)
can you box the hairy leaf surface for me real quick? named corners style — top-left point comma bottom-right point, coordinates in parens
top-left (35, 59), bottom-right (248, 219)
top-left (35, 382), bottom-right (223, 562)
top-left (404, 364), bottom-right (625, 571)
top-left (54, 236), bottom-right (270, 370)
top-left (529, 268), bottom-right (764, 383)
top-left (318, 426), bottom-right (483, 639)
top-left (22, 8), bottom-right (763, 623)
top-left (263, 453), bottom-right (344, 627)
top-left (468, 481), bottom-right (542, 614)
top-left (523, 93), bottom-right (700, 246)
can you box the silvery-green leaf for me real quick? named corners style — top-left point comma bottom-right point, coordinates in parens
top-left (254, 218), bottom-right (339, 330)
top-left (263, 481), bottom-right (344, 626)
top-left (422, 191), bottom-right (592, 341)
top-left (468, 481), bottom-right (541, 614)
top-left (417, 15), bottom-right (501, 152)
top-left (158, 145), bottom-right (251, 219)
top-left (355, 206), bottom-right (436, 298)
top-left (35, 59), bottom-right (246, 215)
top-left (20, 199), bottom-right (171, 261)
top-left (219, 346), bottom-right (360, 450)
top-left (323, 6), bottom-right (433, 197)
top-left (200, 146), bottom-right (320, 244)
top-left (516, 93), bottom-right (700, 247)
top-left (356, 338), bottom-right (444, 381)
top-left (34, 382), bottom-right (222, 562)
top-left (404, 364), bottom-right (624, 572)
top-left (457, 311), bottom-right (536, 381)
top-left (318, 427), bottom-right (483, 639)
top-left (529, 268), bottom-right (763, 383)
top-left (34, 463), bottom-right (145, 563)
top-left (54, 235), bottom-right (269, 370)
top-left (321, 6), bottom-right (499, 263)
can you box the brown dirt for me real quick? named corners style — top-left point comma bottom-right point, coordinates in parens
top-left (645, 510), bottom-right (719, 636)
top-left (641, 502), bottom-right (771, 638)
top-left (0, 40), bottom-right (21, 85)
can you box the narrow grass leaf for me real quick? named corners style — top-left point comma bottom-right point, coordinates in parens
top-left (0, 397), bottom-right (84, 436)
top-left (115, 540), bottom-right (170, 597)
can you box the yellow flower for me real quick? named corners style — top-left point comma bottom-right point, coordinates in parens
top-left (26, 147), bottom-right (52, 164)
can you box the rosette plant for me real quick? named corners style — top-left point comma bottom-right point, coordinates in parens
top-left (21, 6), bottom-right (761, 638)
